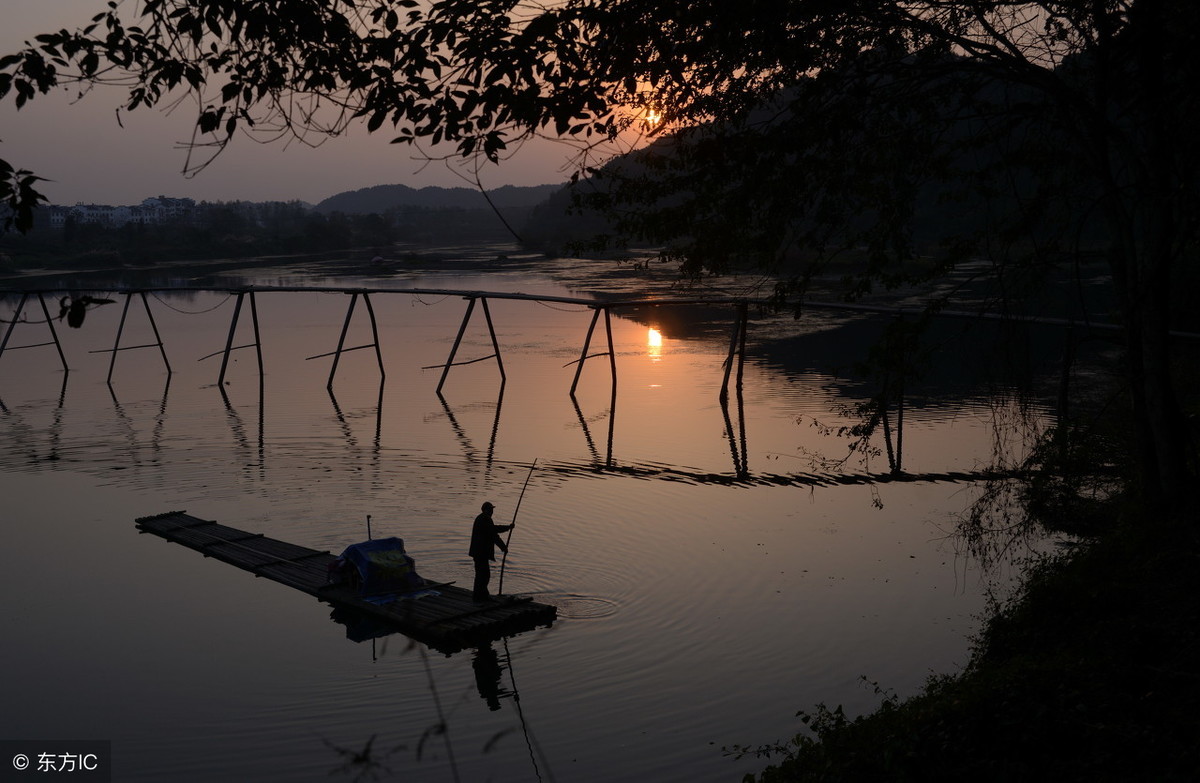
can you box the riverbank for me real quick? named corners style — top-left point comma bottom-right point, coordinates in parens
top-left (0, 241), bottom-right (692, 296)
top-left (746, 508), bottom-right (1200, 781)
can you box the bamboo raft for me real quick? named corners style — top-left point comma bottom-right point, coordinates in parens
top-left (135, 511), bottom-right (556, 655)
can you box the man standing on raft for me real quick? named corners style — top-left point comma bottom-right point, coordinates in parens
top-left (470, 501), bottom-right (513, 602)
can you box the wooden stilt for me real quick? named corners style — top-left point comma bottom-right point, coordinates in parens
top-left (328, 293), bottom-right (359, 389)
top-left (373, 378), bottom-right (385, 453)
top-left (603, 306), bottom-right (617, 395)
top-left (433, 296), bottom-right (505, 394)
top-left (308, 293), bottom-right (385, 388)
top-left (894, 318), bottom-right (905, 473)
top-left (0, 293), bottom-right (69, 372)
top-left (480, 297), bottom-right (506, 386)
top-left (720, 304), bottom-right (747, 402)
top-left (107, 294), bottom-right (133, 384)
top-left (101, 292), bottom-right (171, 384)
top-left (603, 307), bottom-right (617, 466)
top-left (143, 292), bottom-right (172, 376)
top-left (363, 293), bottom-right (386, 381)
top-left (249, 291), bottom-right (264, 380)
top-left (735, 302), bottom-right (748, 393)
top-left (213, 291), bottom-right (263, 385)
top-left (570, 307), bottom-right (602, 396)
top-left (437, 297), bottom-right (477, 394)
top-left (217, 292), bottom-right (244, 385)
top-left (563, 306), bottom-right (616, 460)
top-left (38, 293), bottom-right (68, 372)
top-left (0, 293), bottom-right (27, 358)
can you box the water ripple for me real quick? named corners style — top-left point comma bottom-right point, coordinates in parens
top-left (532, 593), bottom-right (620, 620)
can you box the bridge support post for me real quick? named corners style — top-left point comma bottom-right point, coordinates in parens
top-left (216, 291), bottom-right (263, 386)
top-left (106, 291), bottom-right (172, 384)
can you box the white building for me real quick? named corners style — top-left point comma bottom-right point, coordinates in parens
top-left (47, 196), bottom-right (196, 229)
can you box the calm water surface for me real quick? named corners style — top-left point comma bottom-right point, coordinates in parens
top-left (2, 255), bottom-right (1052, 781)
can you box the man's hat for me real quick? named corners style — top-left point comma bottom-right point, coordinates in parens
top-left (481, 501), bottom-right (494, 511)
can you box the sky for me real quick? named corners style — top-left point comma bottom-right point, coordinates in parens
top-left (0, 1), bottom-right (583, 206)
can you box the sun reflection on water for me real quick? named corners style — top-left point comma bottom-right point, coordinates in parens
top-left (647, 327), bottom-right (663, 362)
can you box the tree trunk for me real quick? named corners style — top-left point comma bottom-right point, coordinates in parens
top-left (1132, 244), bottom-right (1188, 515)
top-left (1129, 0), bottom-right (1190, 517)
top-left (1093, 0), bottom-right (1191, 519)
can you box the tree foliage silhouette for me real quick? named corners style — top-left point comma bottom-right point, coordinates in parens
top-left (2, 1), bottom-right (1195, 506)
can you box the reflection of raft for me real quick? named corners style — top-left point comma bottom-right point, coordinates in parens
top-left (135, 511), bottom-right (556, 655)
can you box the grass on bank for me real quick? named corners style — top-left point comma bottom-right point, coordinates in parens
top-left (744, 507), bottom-right (1200, 781)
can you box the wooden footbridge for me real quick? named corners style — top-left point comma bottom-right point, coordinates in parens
top-left (0, 286), bottom-right (757, 398)
top-left (8, 282), bottom-right (1158, 477)
top-left (135, 511), bottom-right (556, 655)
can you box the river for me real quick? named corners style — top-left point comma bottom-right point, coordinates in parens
top-left (1, 245), bottom-right (1058, 781)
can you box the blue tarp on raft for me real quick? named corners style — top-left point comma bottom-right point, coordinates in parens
top-left (334, 537), bottom-right (425, 596)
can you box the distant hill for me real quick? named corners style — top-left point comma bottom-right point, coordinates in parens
top-left (314, 183), bottom-right (562, 214)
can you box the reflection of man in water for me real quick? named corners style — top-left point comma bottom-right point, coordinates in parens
top-left (472, 643), bottom-right (506, 711)
top-left (469, 501), bottom-right (512, 602)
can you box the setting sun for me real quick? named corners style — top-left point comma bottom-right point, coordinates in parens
top-left (645, 108), bottom-right (662, 127)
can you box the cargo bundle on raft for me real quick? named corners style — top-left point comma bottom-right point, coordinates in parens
top-left (135, 511), bottom-right (556, 655)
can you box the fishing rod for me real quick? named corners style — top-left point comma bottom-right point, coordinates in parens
top-left (502, 636), bottom-right (555, 783)
top-left (497, 458), bottom-right (537, 595)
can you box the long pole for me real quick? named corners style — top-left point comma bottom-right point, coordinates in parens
top-left (497, 459), bottom-right (537, 595)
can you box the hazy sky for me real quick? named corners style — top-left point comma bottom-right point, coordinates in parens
top-left (1, 1), bottom-right (581, 206)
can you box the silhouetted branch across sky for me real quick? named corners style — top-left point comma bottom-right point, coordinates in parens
top-left (2, 0), bottom-right (1195, 509)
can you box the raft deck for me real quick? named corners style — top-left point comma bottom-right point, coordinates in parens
top-left (135, 511), bottom-right (556, 655)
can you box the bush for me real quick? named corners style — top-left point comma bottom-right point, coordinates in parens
top-left (745, 522), bottom-right (1200, 781)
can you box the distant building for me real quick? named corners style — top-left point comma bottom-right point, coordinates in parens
top-left (47, 196), bottom-right (197, 229)
top-left (140, 196), bottom-right (195, 222)
top-left (47, 206), bottom-right (70, 229)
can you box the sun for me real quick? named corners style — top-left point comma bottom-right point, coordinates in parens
top-left (644, 108), bottom-right (662, 127)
